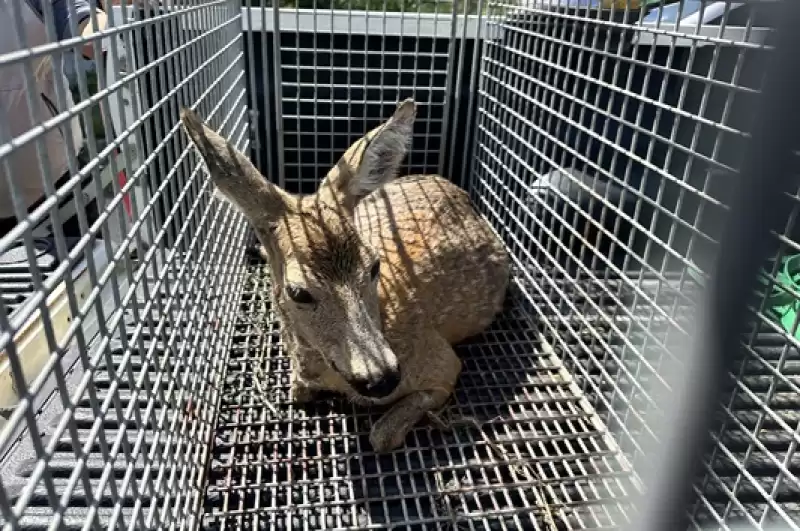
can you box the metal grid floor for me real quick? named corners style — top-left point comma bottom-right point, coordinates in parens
top-left (203, 254), bottom-right (640, 530)
top-left (543, 274), bottom-right (800, 528)
top-left (2, 245), bottom-right (796, 529)
top-left (204, 254), bottom-right (800, 530)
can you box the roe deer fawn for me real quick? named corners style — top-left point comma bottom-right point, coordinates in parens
top-left (180, 99), bottom-right (510, 452)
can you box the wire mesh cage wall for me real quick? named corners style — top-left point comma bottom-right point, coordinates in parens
top-left (471, 0), bottom-right (799, 529)
top-left (0, 0), bottom-right (798, 530)
top-left (241, 0), bottom-right (483, 195)
top-left (0, 0), bottom-right (251, 528)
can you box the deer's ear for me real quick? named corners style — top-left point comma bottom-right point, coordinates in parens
top-left (180, 108), bottom-right (290, 230)
top-left (317, 98), bottom-right (416, 213)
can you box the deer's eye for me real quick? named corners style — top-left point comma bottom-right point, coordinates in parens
top-left (370, 259), bottom-right (381, 281)
top-left (286, 284), bottom-right (315, 305)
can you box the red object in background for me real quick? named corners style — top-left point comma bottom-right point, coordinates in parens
top-left (115, 148), bottom-right (132, 218)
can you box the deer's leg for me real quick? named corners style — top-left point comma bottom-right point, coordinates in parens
top-left (369, 389), bottom-right (450, 452)
top-left (369, 332), bottom-right (461, 452)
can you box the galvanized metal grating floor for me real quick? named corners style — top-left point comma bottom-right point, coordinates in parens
top-left (1, 253), bottom-right (797, 529)
top-left (202, 256), bottom-right (640, 529)
top-left (204, 256), bottom-right (800, 529)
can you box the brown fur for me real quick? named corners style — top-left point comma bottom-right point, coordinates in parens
top-left (180, 99), bottom-right (510, 452)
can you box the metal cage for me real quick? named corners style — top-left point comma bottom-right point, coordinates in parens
top-left (0, 0), bottom-right (796, 529)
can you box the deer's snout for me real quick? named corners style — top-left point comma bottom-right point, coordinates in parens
top-left (339, 342), bottom-right (401, 398)
top-left (334, 297), bottom-right (402, 398)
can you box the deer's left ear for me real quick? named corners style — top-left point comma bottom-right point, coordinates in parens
top-left (317, 98), bottom-right (416, 213)
top-left (180, 107), bottom-right (291, 231)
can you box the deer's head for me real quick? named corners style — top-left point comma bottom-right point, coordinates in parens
top-left (180, 99), bottom-right (416, 399)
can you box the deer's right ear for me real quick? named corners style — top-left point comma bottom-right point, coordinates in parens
top-left (316, 99), bottom-right (416, 214)
top-left (180, 108), bottom-right (290, 229)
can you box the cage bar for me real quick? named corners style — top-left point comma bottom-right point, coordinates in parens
top-left (0, 0), bottom-right (796, 530)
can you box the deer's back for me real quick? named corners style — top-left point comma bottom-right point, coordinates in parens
top-left (354, 175), bottom-right (510, 345)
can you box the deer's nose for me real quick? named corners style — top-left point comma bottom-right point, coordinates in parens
top-left (352, 369), bottom-right (401, 398)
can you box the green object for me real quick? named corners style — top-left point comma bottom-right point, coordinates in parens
top-left (686, 253), bottom-right (800, 340)
top-left (766, 254), bottom-right (800, 339)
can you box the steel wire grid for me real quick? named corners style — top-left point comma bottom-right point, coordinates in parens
top-left (243, 0), bottom-right (474, 195)
top-left (205, 251), bottom-right (645, 529)
top-left (1, 0), bottom-right (798, 529)
top-left (217, 1), bottom-right (789, 530)
top-left (0, 0), bottom-right (252, 528)
top-left (472, 0), bottom-right (799, 529)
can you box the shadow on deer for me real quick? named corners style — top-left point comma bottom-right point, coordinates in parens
top-left (180, 99), bottom-right (510, 452)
